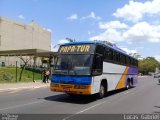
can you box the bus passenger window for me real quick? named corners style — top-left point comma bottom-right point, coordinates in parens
top-left (104, 48), bottom-right (113, 61)
top-left (120, 54), bottom-right (126, 65)
top-left (126, 57), bottom-right (131, 66)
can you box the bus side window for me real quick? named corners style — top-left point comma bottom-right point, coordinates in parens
top-left (126, 57), bottom-right (131, 66)
top-left (104, 48), bottom-right (113, 61)
top-left (113, 51), bottom-right (120, 63)
top-left (92, 55), bottom-right (103, 75)
top-left (120, 54), bottom-right (126, 65)
top-left (131, 59), bottom-right (134, 66)
top-left (116, 52), bottom-right (120, 63)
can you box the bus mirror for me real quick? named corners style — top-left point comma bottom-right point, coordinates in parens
top-left (92, 70), bottom-right (99, 76)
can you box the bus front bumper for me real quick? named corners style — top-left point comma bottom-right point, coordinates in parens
top-left (50, 82), bottom-right (92, 95)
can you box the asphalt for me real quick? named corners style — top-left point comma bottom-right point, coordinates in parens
top-left (0, 76), bottom-right (160, 120)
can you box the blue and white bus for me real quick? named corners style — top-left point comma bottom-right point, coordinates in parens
top-left (50, 41), bottom-right (138, 98)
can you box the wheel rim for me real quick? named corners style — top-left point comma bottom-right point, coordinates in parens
top-left (126, 83), bottom-right (129, 89)
top-left (100, 85), bottom-right (105, 97)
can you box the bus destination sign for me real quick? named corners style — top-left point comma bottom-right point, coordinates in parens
top-left (59, 44), bottom-right (94, 54)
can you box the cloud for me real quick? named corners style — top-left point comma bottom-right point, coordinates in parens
top-left (120, 47), bottom-right (137, 55)
top-left (119, 47), bottom-right (144, 59)
top-left (113, 0), bottom-right (160, 22)
top-left (43, 28), bottom-right (52, 32)
top-left (90, 21), bottom-right (160, 43)
top-left (88, 0), bottom-right (160, 59)
top-left (46, 28), bottom-right (52, 32)
top-left (154, 55), bottom-right (160, 62)
top-left (59, 39), bottom-right (70, 44)
top-left (81, 12), bottom-right (102, 20)
top-left (67, 14), bottom-right (78, 20)
top-left (90, 20), bottom-right (128, 42)
top-left (123, 22), bottom-right (160, 43)
top-left (18, 15), bottom-right (25, 19)
top-left (90, 28), bottom-right (123, 43)
top-left (99, 20), bottom-right (129, 29)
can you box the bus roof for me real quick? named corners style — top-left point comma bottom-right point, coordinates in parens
top-left (63, 41), bottom-right (137, 60)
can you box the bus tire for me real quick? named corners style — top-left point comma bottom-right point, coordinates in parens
top-left (130, 78), bottom-right (133, 88)
top-left (126, 78), bottom-right (132, 89)
top-left (126, 79), bottom-right (130, 89)
top-left (97, 84), bottom-right (105, 99)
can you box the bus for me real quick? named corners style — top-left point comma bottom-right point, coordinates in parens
top-left (50, 41), bottom-right (138, 98)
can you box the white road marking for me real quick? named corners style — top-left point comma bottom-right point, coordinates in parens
top-left (63, 101), bottom-right (107, 120)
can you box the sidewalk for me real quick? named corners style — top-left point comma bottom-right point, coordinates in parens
top-left (138, 75), bottom-right (151, 78)
top-left (0, 81), bottom-right (50, 92)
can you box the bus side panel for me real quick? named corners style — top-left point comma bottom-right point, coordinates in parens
top-left (91, 62), bottom-right (127, 94)
top-left (116, 67), bottom-right (129, 90)
top-left (126, 67), bottom-right (138, 85)
top-left (103, 62), bottom-right (127, 91)
top-left (91, 76), bottom-right (101, 94)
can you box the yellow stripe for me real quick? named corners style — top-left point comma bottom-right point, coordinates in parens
top-left (116, 67), bottom-right (129, 89)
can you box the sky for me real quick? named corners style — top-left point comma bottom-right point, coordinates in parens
top-left (0, 0), bottom-right (160, 61)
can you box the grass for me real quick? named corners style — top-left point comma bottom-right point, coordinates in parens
top-left (0, 67), bottom-right (42, 83)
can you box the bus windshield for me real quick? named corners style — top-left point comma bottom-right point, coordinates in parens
top-left (54, 54), bottom-right (93, 75)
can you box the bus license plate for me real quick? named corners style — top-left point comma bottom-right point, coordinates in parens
top-left (63, 88), bottom-right (70, 92)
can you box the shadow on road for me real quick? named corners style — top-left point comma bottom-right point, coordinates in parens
top-left (43, 87), bottom-right (134, 104)
top-left (44, 94), bottom-right (97, 104)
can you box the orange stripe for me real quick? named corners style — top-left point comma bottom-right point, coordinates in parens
top-left (50, 83), bottom-right (92, 95)
top-left (116, 67), bottom-right (129, 89)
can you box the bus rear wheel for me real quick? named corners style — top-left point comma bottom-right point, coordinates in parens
top-left (126, 79), bottom-right (133, 89)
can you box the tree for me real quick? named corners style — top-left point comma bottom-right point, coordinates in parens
top-left (138, 57), bottom-right (160, 75)
top-left (19, 56), bottom-right (33, 81)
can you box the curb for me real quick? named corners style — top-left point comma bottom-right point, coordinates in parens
top-left (138, 76), bottom-right (150, 78)
top-left (0, 84), bottom-right (49, 92)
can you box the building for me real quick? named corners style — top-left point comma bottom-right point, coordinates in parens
top-left (0, 17), bottom-right (52, 67)
top-left (0, 17), bottom-right (51, 51)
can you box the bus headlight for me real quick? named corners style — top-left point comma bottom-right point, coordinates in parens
top-left (51, 83), bottom-right (59, 87)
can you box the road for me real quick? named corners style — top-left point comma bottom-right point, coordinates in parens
top-left (0, 76), bottom-right (160, 120)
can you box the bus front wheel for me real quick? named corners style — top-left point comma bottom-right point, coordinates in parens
top-left (97, 84), bottom-right (105, 99)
